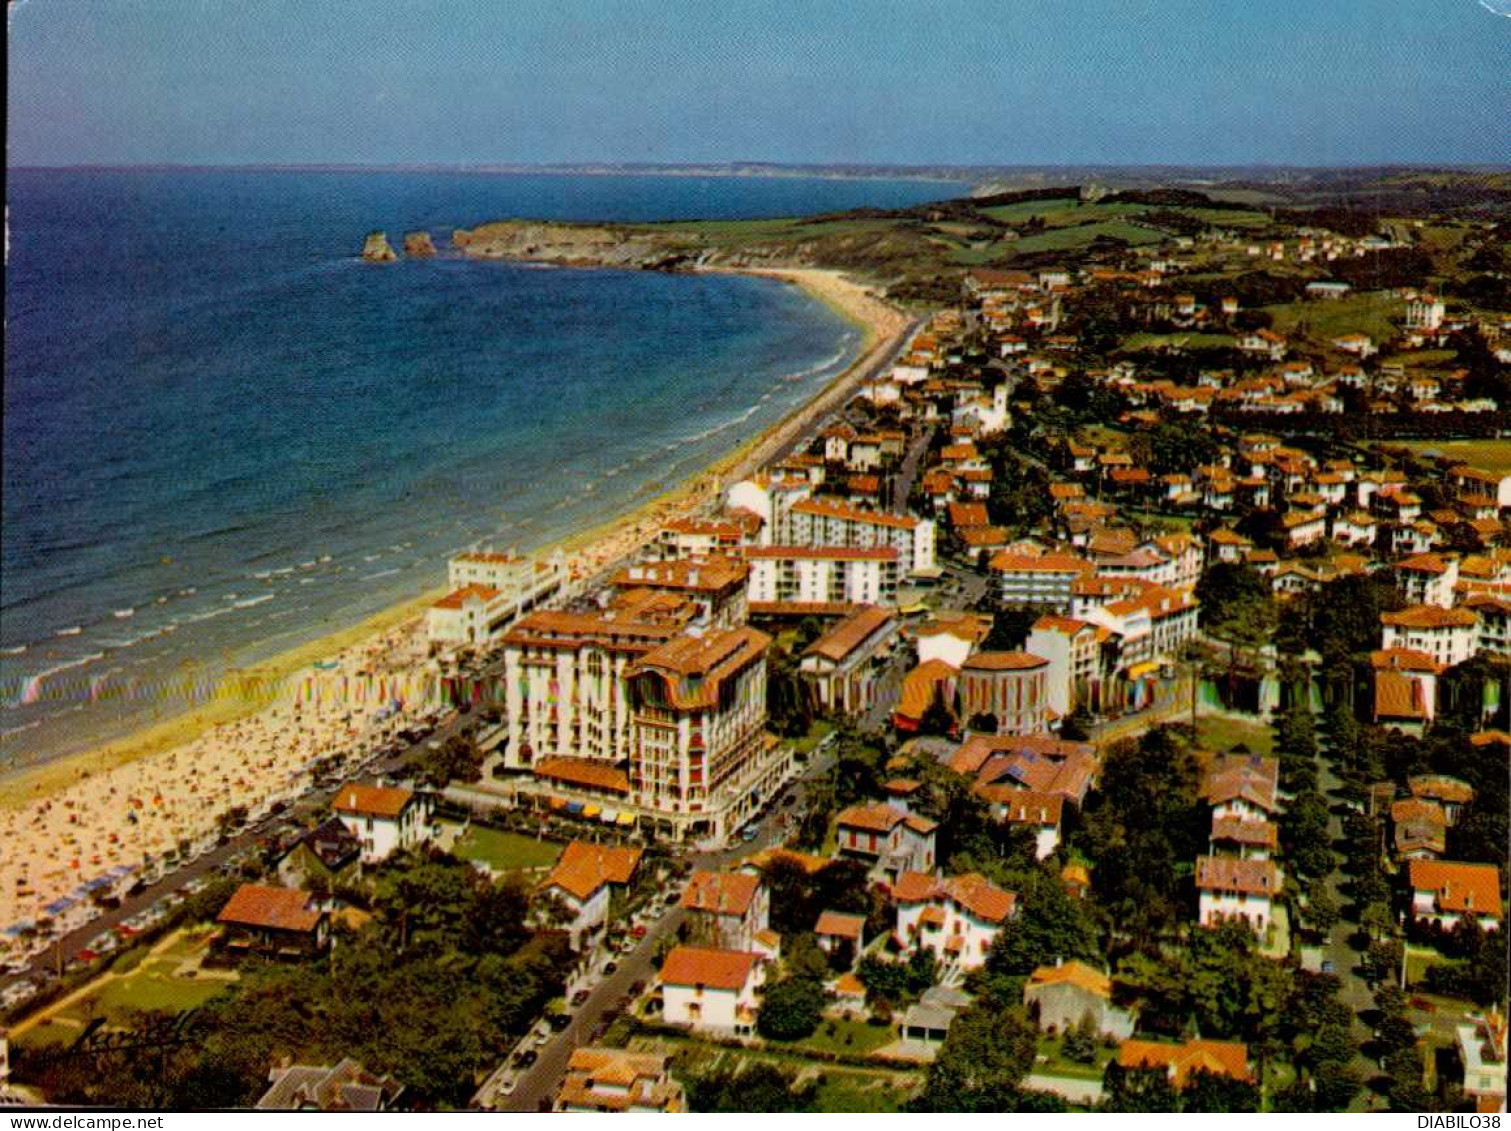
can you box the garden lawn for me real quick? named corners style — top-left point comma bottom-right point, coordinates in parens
top-left (1195, 715), bottom-right (1275, 757)
top-left (815, 1070), bottom-right (913, 1112)
top-left (789, 1017), bottom-right (895, 1057)
top-left (451, 826), bottom-right (562, 873)
top-left (1036, 1035), bottom-right (1117, 1080)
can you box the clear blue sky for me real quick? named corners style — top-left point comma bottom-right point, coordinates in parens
top-left (8, 0), bottom-right (1510, 167)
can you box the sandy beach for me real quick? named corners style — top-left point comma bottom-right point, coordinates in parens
top-left (0, 267), bottom-right (907, 931)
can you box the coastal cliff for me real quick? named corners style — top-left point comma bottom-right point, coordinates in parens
top-left (403, 231), bottom-right (437, 258)
top-left (451, 221), bottom-right (696, 269)
top-left (361, 231), bottom-right (398, 262)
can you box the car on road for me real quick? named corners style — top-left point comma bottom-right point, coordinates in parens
top-left (603, 961), bottom-right (617, 976)
top-left (548, 1012), bottom-right (571, 1031)
top-left (739, 825), bottom-right (760, 842)
top-left (1321, 959), bottom-right (1336, 974)
top-left (630, 925), bottom-right (647, 940)
top-left (513, 1049), bottom-right (538, 1069)
top-left (571, 989), bottom-right (590, 1007)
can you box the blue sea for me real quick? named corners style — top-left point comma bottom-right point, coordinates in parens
top-left (2, 168), bottom-right (950, 769)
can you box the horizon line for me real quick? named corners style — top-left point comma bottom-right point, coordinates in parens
top-left (10, 160), bottom-right (1511, 175)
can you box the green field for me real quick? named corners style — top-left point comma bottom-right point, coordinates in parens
top-left (1000, 220), bottom-right (1165, 255)
top-left (451, 825), bottom-right (563, 872)
top-left (1396, 439), bottom-right (1511, 473)
top-left (1120, 332), bottom-right (1237, 352)
top-left (1262, 291), bottom-right (1402, 344)
top-left (63, 959), bottom-right (233, 1022)
top-left (1195, 715), bottom-right (1275, 757)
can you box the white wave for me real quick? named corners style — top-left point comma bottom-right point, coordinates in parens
top-left (253, 570), bottom-right (272, 580)
top-left (363, 554), bottom-right (381, 562)
top-left (778, 346), bottom-right (849, 383)
top-left (318, 554), bottom-right (332, 563)
top-left (16, 652), bottom-right (106, 706)
top-left (180, 605), bottom-right (236, 626)
top-left (55, 626), bottom-right (83, 637)
top-left (0, 719), bottom-right (42, 738)
top-left (113, 608), bottom-right (135, 619)
top-left (179, 587), bottom-right (198, 597)
top-left (1, 645), bottom-right (27, 656)
top-left (234, 593), bottom-right (276, 609)
top-left (361, 568), bottom-right (401, 581)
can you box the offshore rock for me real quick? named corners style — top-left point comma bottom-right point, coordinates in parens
top-left (361, 231), bottom-right (398, 262)
top-left (403, 231), bottom-right (437, 258)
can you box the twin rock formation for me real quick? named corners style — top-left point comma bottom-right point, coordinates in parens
top-left (361, 230), bottom-right (437, 262)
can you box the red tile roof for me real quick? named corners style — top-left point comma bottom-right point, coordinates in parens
top-left (542, 842), bottom-right (644, 901)
top-left (217, 885), bottom-right (322, 933)
top-left (333, 784), bottom-right (415, 820)
top-left (1409, 860), bottom-right (1503, 917)
top-left (659, 945), bottom-right (759, 991)
top-left (814, 911), bottom-right (865, 939)
top-left (1195, 855), bottom-right (1279, 898)
top-left (1120, 1039), bottom-right (1250, 1086)
top-left (533, 757), bottom-right (631, 795)
top-left (682, 871), bottom-right (762, 917)
top-left (804, 605), bottom-right (895, 663)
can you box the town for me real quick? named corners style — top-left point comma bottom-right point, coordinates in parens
top-left (2, 185), bottom-right (1508, 1114)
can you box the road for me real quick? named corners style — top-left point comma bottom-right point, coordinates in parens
top-left (490, 738), bottom-right (840, 1111)
top-left (889, 423), bottom-right (937, 513)
top-left (1313, 731), bottom-right (1384, 1090)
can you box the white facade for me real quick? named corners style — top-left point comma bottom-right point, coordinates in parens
top-left (779, 499), bottom-right (936, 576)
top-left (745, 547), bottom-right (899, 607)
top-left (333, 787), bottom-right (432, 865)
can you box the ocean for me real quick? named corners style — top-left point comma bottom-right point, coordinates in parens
top-left (2, 167), bottom-right (950, 769)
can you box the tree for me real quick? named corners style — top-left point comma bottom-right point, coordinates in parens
top-left (983, 865), bottom-right (1100, 982)
top-left (1285, 791), bottom-right (1335, 881)
top-left (1303, 880), bottom-right (1341, 934)
top-left (757, 976), bottom-right (825, 1041)
top-left (1182, 1068), bottom-right (1260, 1113)
top-left (1102, 1063), bottom-right (1179, 1112)
top-left (687, 1062), bottom-right (815, 1112)
top-left (1194, 562), bottom-right (1276, 652)
top-left (1061, 1013), bottom-right (1099, 1064)
top-left (912, 1007), bottom-right (1041, 1111)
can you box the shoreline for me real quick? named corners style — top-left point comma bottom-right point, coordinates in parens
top-left (0, 268), bottom-right (908, 839)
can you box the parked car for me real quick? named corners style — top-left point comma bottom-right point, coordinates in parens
top-left (571, 989), bottom-right (590, 1007)
top-left (514, 1049), bottom-right (538, 1069)
top-left (548, 1012), bottom-right (571, 1031)
top-left (603, 961), bottom-right (617, 976)
top-left (630, 925), bottom-right (647, 940)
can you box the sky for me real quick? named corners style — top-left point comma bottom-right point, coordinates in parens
top-left (8, 0), bottom-right (1511, 168)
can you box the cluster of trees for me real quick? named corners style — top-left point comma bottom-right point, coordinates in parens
top-left (23, 852), bottom-right (566, 1109)
top-left (972, 864), bottom-right (1100, 1005)
top-left (1194, 562), bottom-right (1276, 653)
top-left (1079, 727), bottom-right (1206, 942)
top-left (414, 733), bottom-right (484, 789)
top-left (685, 1060), bottom-right (816, 1112)
top-left (760, 854), bottom-right (883, 946)
top-left (856, 949), bottom-right (939, 1015)
top-left (1102, 1063), bottom-right (1259, 1113)
top-left (908, 1005), bottom-right (1063, 1112)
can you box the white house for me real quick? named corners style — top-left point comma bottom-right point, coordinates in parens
top-left (799, 605), bottom-right (899, 716)
top-left (1380, 605), bottom-right (1480, 669)
top-left (659, 945), bottom-right (765, 1036)
top-left (680, 870), bottom-right (770, 952)
top-left (1195, 855), bottom-right (1280, 933)
top-left (536, 842), bottom-right (643, 949)
top-left (332, 785), bottom-right (432, 864)
top-left (892, 871), bottom-right (1017, 971)
top-left (1024, 961), bottom-right (1137, 1040)
top-left (1395, 554), bottom-right (1459, 609)
top-left (1408, 860), bottom-right (1503, 931)
top-left (835, 803), bottom-right (937, 881)
top-left (1456, 1011), bottom-right (1508, 1115)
